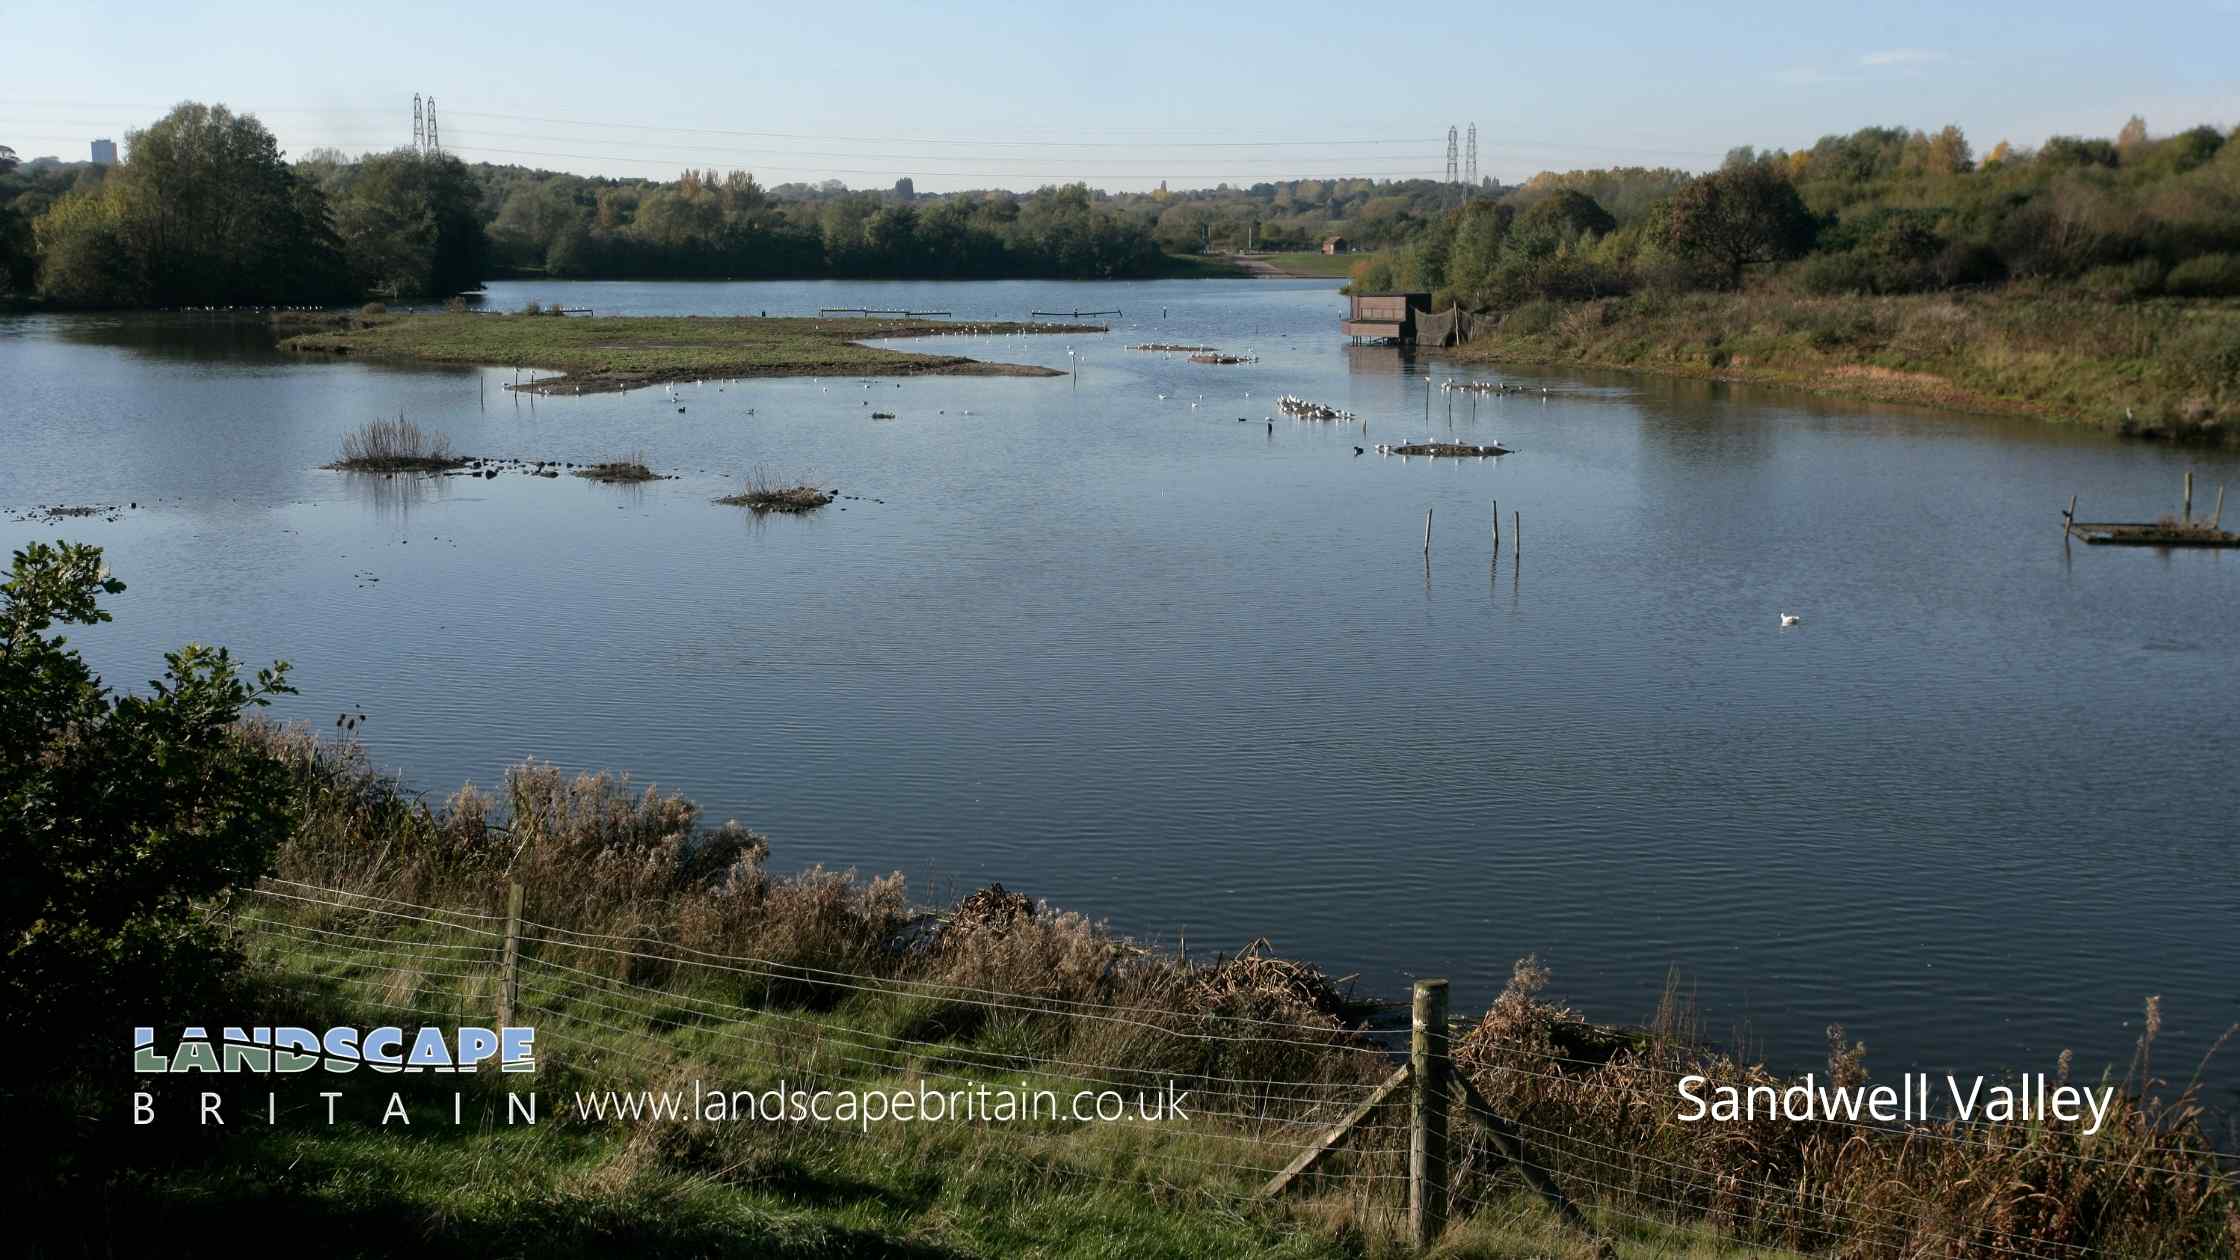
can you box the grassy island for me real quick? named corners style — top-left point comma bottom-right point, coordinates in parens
top-left (718, 469), bottom-right (835, 512)
top-left (278, 312), bottom-right (1102, 394)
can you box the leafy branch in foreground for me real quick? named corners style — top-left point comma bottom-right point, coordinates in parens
top-left (3, 540), bottom-right (296, 1065)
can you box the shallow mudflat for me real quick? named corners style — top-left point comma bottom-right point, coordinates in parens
top-left (278, 312), bottom-right (1099, 393)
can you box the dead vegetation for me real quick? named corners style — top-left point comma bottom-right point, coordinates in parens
top-left (717, 467), bottom-right (834, 513)
top-left (573, 450), bottom-right (659, 482)
top-left (329, 416), bottom-right (466, 472)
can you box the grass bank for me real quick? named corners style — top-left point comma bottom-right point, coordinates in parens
top-left (277, 312), bottom-right (1100, 395)
top-left (40, 726), bottom-right (2230, 1258)
top-left (1450, 289), bottom-right (2240, 445)
top-left (1251, 251), bottom-right (1367, 279)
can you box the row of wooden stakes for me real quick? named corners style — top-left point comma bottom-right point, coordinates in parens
top-left (1422, 502), bottom-right (1519, 560)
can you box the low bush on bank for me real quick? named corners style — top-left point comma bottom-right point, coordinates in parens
top-left (330, 416), bottom-right (465, 472)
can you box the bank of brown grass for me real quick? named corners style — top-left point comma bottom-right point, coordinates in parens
top-left (238, 723), bottom-right (2239, 1256)
top-left (1455, 288), bottom-right (2240, 446)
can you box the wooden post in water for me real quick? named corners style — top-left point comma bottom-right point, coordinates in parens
top-left (2064, 494), bottom-right (2077, 541)
top-left (1514, 510), bottom-right (1521, 561)
top-left (2212, 485), bottom-right (2226, 530)
top-left (1423, 508), bottom-right (1433, 556)
top-left (1409, 979), bottom-right (1451, 1249)
top-left (498, 881), bottom-right (523, 1028)
top-left (2184, 470), bottom-right (2194, 522)
top-left (1492, 500), bottom-right (1500, 557)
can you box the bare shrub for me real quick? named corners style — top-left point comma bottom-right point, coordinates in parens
top-left (333, 416), bottom-right (461, 471)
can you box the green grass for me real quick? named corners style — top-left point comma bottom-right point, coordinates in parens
top-left (1156, 253), bottom-right (1254, 278)
top-left (1253, 251), bottom-right (1365, 279)
top-left (1451, 288), bottom-right (2240, 445)
top-left (34, 910), bottom-right (1764, 1260)
top-left (277, 313), bottom-right (1099, 395)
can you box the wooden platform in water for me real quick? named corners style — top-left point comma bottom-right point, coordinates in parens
top-left (2070, 522), bottom-right (2240, 547)
top-left (2062, 472), bottom-right (2233, 546)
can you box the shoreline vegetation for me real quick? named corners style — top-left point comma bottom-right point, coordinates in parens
top-left (202, 725), bottom-right (2235, 1258)
top-left (1444, 288), bottom-right (2240, 445)
top-left (277, 311), bottom-right (1093, 394)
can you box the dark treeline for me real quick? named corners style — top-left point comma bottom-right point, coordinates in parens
top-left (472, 167), bottom-right (1164, 280)
top-left (1357, 119), bottom-right (2240, 309)
top-left (9, 106), bottom-right (2238, 309)
top-left (4, 101), bottom-right (1484, 305)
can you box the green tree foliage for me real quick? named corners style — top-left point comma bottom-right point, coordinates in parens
top-left (1517, 189), bottom-right (1618, 238)
top-left (321, 149), bottom-right (489, 299)
top-left (31, 104), bottom-right (350, 306)
top-left (2, 542), bottom-right (296, 1061)
top-left (1660, 162), bottom-right (1817, 286)
top-left (479, 169), bottom-right (1161, 280)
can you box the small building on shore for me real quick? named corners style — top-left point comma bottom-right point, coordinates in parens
top-left (1321, 235), bottom-right (1349, 256)
top-left (1342, 292), bottom-right (1429, 343)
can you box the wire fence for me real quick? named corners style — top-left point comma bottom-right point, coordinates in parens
top-left (229, 877), bottom-right (2234, 1259)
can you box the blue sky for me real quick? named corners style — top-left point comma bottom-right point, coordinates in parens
top-left (4, 0), bottom-right (2234, 191)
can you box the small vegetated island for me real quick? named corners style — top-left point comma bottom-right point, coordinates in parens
top-left (278, 311), bottom-right (1103, 395)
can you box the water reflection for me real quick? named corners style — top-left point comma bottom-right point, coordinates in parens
top-left (338, 470), bottom-right (456, 522)
top-left (5, 280), bottom-right (2238, 1112)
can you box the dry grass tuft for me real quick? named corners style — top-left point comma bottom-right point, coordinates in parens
top-left (331, 416), bottom-right (464, 472)
top-left (718, 467), bottom-right (834, 513)
top-left (575, 450), bottom-right (658, 482)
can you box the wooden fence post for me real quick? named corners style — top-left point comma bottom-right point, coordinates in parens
top-left (498, 880), bottom-right (523, 1027)
top-left (1410, 978), bottom-right (1451, 1249)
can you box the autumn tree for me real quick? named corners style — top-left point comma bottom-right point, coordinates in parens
top-left (1659, 164), bottom-right (1816, 285)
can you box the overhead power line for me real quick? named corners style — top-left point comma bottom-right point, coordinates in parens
top-left (0, 98), bottom-right (1727, 159)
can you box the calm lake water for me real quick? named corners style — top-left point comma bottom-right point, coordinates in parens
top-left (5, 278), bottom-right (2236, 1113)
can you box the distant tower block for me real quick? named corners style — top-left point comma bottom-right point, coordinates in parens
top-left (1445, 125), bottom-right (1459, 184)
top-left (425, 97), bottom-right (440, 153)
top-left (412, 94), bottom-right (424, 150)
top-left (1465, 124), bottom-right (1477, 186)
top-left (90, 138), bottom-right (117, 166)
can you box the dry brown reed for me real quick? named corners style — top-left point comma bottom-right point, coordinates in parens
top-left (331, 416), bottom-right (464, 472)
